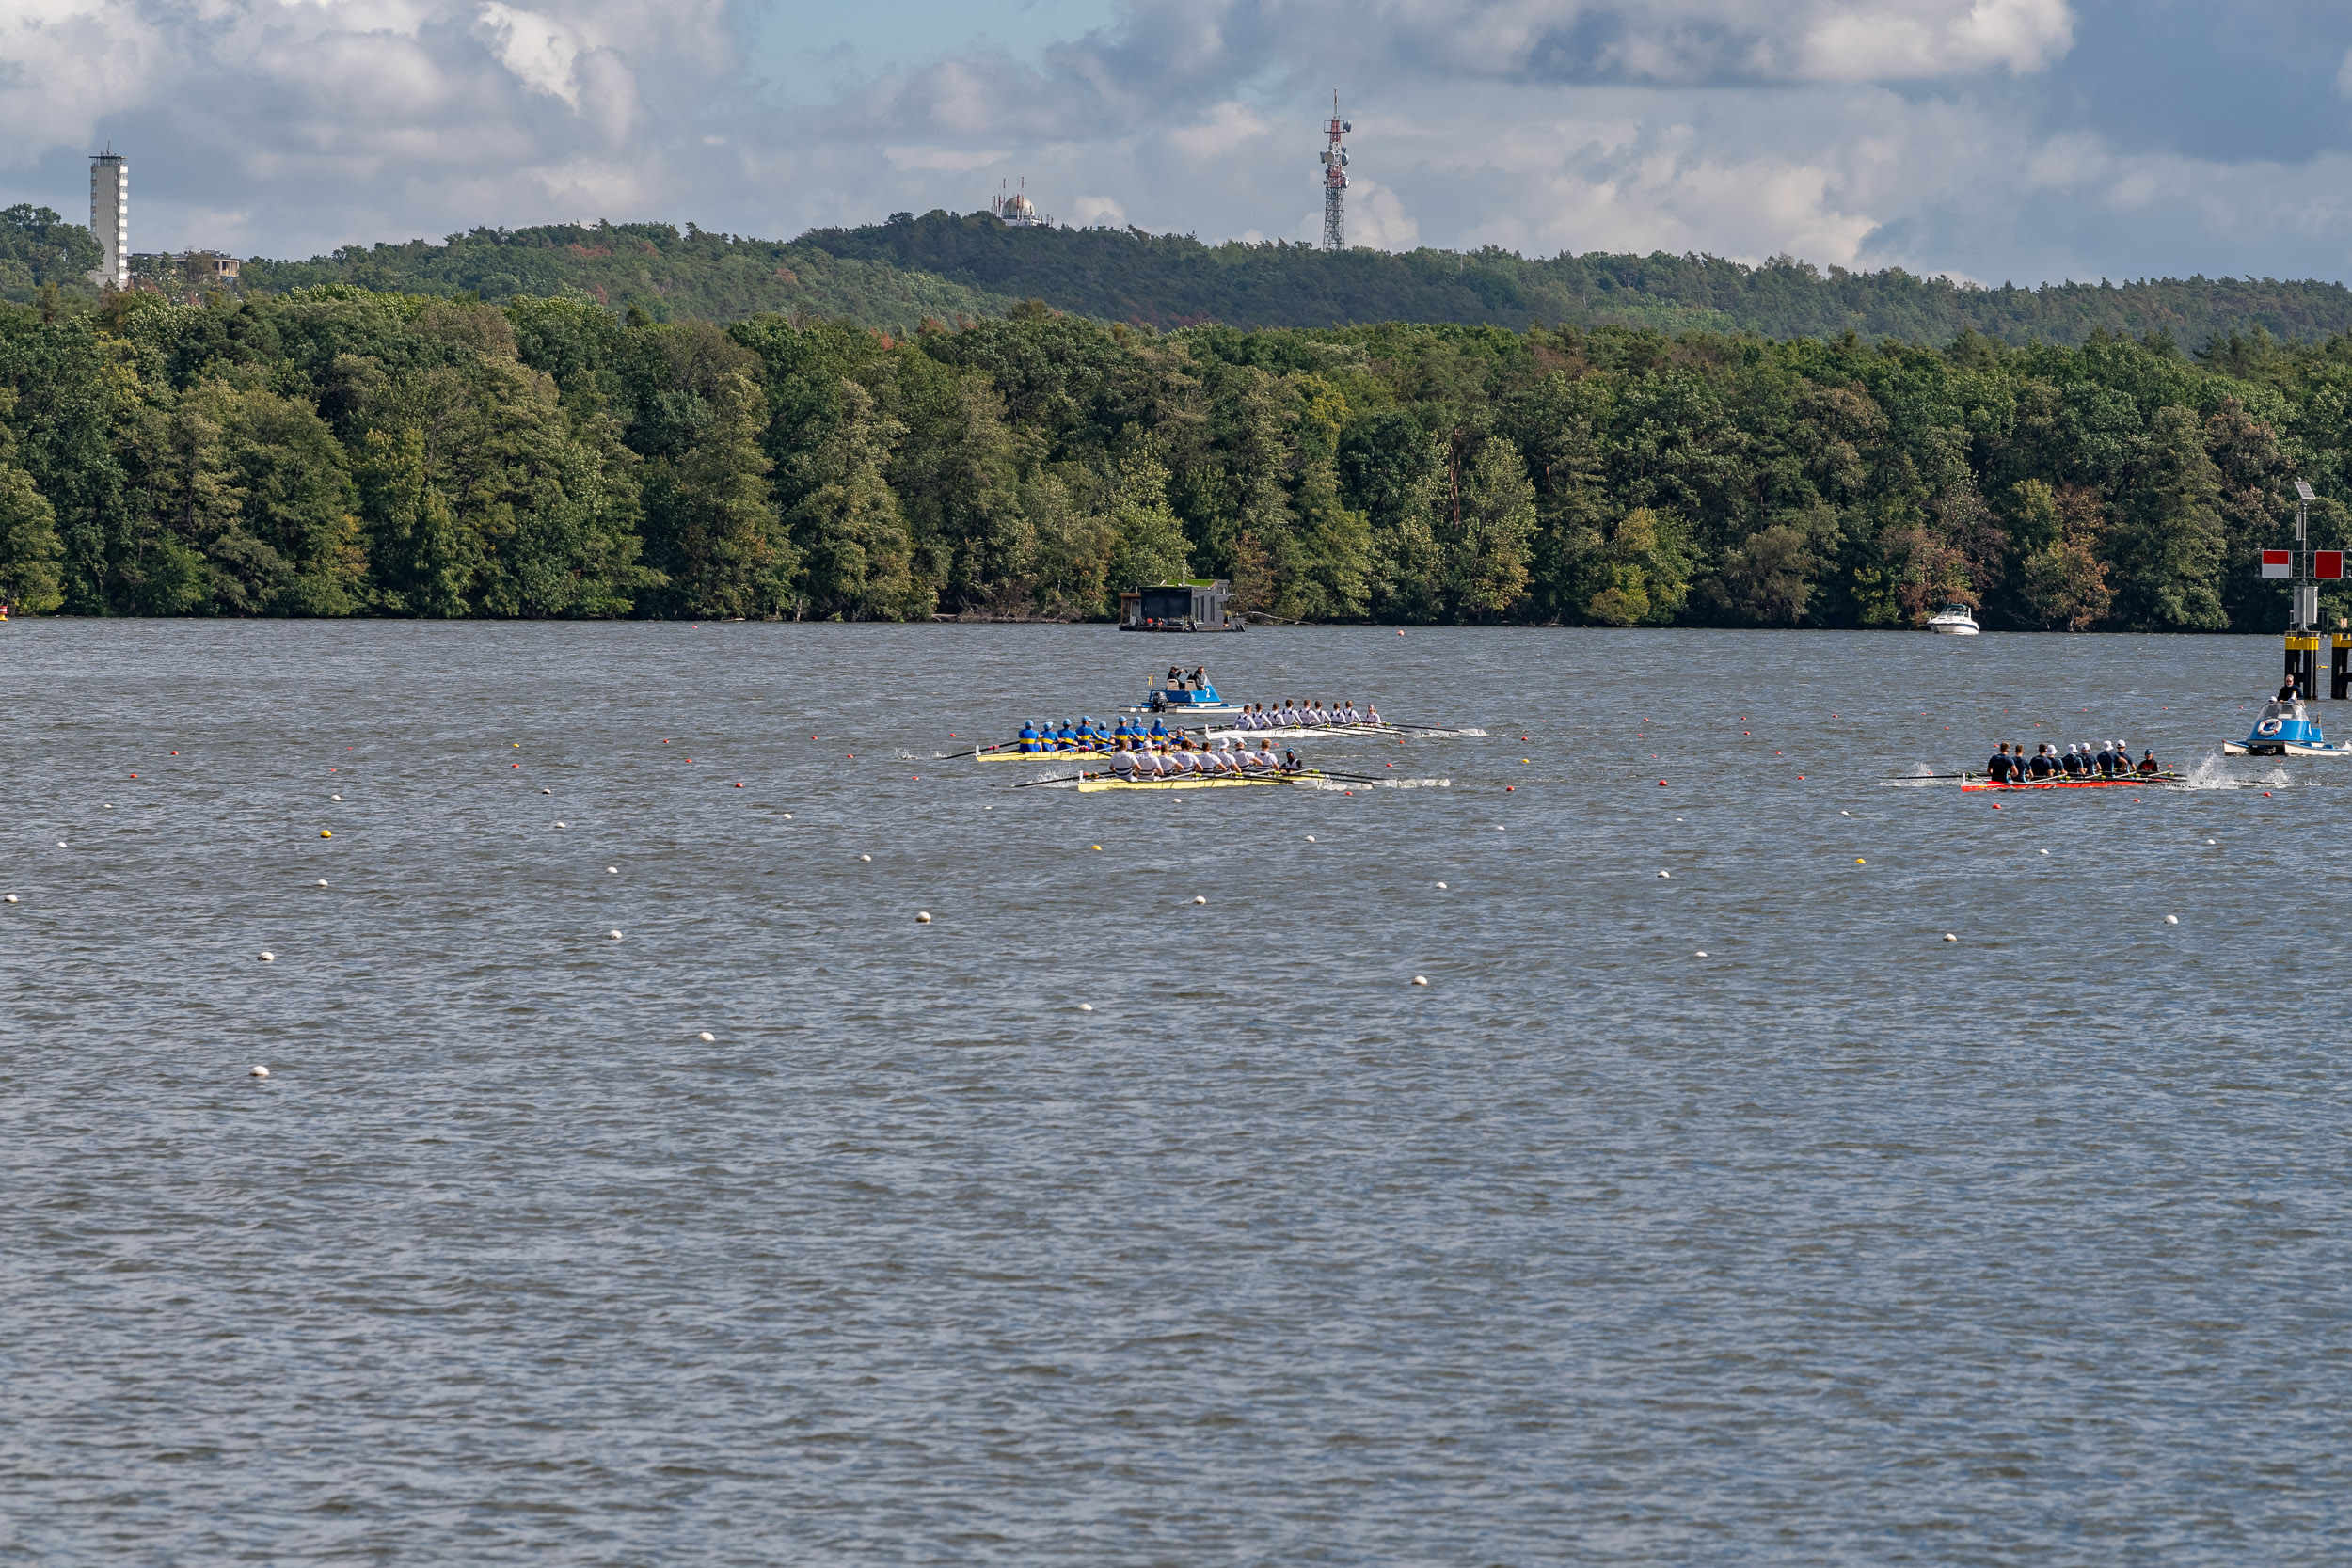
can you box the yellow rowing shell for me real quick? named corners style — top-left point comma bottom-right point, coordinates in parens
top-left (1072, 769), bottom-right (1316, 792)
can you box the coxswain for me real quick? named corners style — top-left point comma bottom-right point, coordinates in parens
top-left (1364, 700), bottom-right (1381, 725)
top-left (1281, 748), bottom-right (1303, 773)
top-left (2138, 749), bottom-right (2160, 774)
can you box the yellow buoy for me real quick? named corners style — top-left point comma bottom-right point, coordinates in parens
top-left (320, 829), bottom-right (331, 838)
top-left (1855, 858), bottom-right (1865, 863)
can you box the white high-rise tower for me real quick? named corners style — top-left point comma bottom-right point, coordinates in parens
top-left (89, 150), bottom-right (128, 290)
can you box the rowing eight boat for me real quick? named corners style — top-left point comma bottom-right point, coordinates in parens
top-left (1072, 769), bottom-right (1320, 792)
top-left (970, 721), bottom-right (1483, 759)
top-left (1958, 771), bottom-right (2183, 791)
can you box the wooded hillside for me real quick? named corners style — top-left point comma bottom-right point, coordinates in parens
top-left (0, 284), bottom-right (2341, 633)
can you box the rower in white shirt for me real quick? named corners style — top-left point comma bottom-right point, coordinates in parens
top-left (1339, 702), bottom-right (1362, 725)
top-left (1111, 741), bottom-right (1138, 775)
top-left (1251, 741), bottom-right (1279, 769)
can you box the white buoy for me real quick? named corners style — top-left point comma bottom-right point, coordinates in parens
top-left (608, 929), bottom-right (623, 940)
top-left (555, 821), bottom-right (566, 829)
top-left (1658, 871), bottom-right (1670, 879)
top-left (543, 788), bottom-right (552, 795)
top-left (915, 911), bottom-right (932, 923)
top-left (2165, 914), bottom-right (2180, 925)
top-left (1192, 895), bottom-right (1207, 904)
top-left (1436, 882), bottom-right (1447, 889)
top-left (3, 895), bottom-right (15, 903)
top-left (1078, 1003), bottom-right (1094, 1012)
top-left (1694, 951), bottom-right (1708, 958)
top-left (606, 866), bottom-right (618, 874)
top-left (330, 794), bottom-right (342, 800)
top-left (698, 1031), bottom-right (715, 1042)
top-left (103, 803), bottom-right (113, 810)
top-left (1944, 933), bottom-right (1958, 942)
top-left (2040, 849), bottom-right (2050, 855)
top-left (315, 879), bottom-right (328, 888)
top-left (56, 841), bottom-right (66, 847)
top-left (1494, 825), bottom-right (1504, 832)
top-left (2206, 839), bottom-right (2216, 845)
top-left (1411, 975), bottom-right (1429, 986)
top-left (1305, 835), bottom-right (1316, 842)
top-left (859, 854), bottom-right (871, 863)
top-left (258, 951), bottom-right (274, 961)
top-left (249, 1065), bottom-right (269, 1079)
top-left (784, 813), bottom-right (793, 819)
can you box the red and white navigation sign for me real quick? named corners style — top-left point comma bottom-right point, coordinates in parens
top-left (2318, 550), bottom-right (2345, 580)
top-left (2262, 549), bottom-right (2293, 578)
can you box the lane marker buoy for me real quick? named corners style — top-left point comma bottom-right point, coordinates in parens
top-left (1192, 895), bottom-right (1207, 904)
top-left (915, 911), bottom-right (931, 923)
top-left (1411, 975), bottom-right (1428, 986)
top-left (608, 929), bottom-right (623, 940)
top-left (330, 794), bottom-right (342, 800)
top-left (859, 854), bottom-right (871, 863)
top-left (1944, 933), bottom-right (1957, 942)
top-left (2, 895), bottom-right (14, 903)
top-left (556, 821), bottom-right (566, 828)
top-left (258, 951), bottom-right (274, 961)
top-left (250, 1065), bottom-right (268, 1078)
top-left (606, 866), bottom-right (618, 874)
top-left (1436, 881), bottom-right (1447, 889)
top-left (2165, 914), bottom-right (2180, 925)
top-left (699, 1032), bottom-right (715, 1041)
top-left (1658, 871), bottom-right (1670, 879)
top-left (320, 830), bottom-right (330, 838)
top-left (316, 879), bottom-right (328, 888)
top-left (1694, 950), bottom-right (1708, 958)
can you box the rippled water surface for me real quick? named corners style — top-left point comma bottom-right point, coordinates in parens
top-left (5, 621), bottom-right (2349, 1564)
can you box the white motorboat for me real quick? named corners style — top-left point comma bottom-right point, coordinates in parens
top-left (1927, 602), bottom-right (1979, 635)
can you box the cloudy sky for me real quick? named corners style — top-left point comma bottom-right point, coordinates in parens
top-left (10, 0), bottom-right (2352, 284)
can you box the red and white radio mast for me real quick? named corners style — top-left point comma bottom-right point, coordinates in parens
top-left (1319, 92), bottom-right (1350, 250)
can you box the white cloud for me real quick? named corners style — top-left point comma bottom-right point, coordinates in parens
top-left (14, 0), bottom-right (2352, 296)
top-left (479, 3), bottom-right (590, 106)
top-left (1169, 101), bottom-right (1272, 159)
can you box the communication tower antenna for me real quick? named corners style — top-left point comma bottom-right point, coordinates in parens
top-left (1319, 92), bottom-right (1350, 250)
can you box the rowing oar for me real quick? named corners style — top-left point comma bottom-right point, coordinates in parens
top-left (1013, 770), bottom-right (1103, 788)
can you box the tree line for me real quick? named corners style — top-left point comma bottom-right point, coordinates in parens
top-left (0, 280), bottom-right (2343, 631)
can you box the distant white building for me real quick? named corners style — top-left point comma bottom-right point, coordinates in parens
top-left (89, 151), bottom-right (128, 289)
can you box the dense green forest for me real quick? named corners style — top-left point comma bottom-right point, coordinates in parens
top-left (0, 278), bottom-right (2344, 631)
top-left (221, 207), bottom-right (2352, 345)
top-left (18, 198), bottom-right (2341, 346)
top-left (235, 222), bottom-right (1014, 332)
top-left (803, 211), bottom-right (2352, 344)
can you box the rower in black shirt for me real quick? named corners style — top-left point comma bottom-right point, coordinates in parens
top-left (1987, 742), bottom-right (2013, 784)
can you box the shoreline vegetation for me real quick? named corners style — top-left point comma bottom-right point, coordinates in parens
top-left (2, 212), bottom-right (2350, 628)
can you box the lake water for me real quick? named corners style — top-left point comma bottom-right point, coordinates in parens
top-left (3, 622), bottom-right (2347, 1564)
